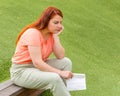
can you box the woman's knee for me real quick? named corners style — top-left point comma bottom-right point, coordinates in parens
top-left (61, 57), bottom-right (72, 70)
top-left (64, 57), bottom-right (72, 65)
top-left (49, 73), bottom-right (64, 86)
top-left (50, 73), bottom-right (62, 82)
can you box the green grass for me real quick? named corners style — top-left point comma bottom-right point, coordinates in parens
top-left (0, 0), bottom-right (120, 96)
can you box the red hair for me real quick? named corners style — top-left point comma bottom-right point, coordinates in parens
top-left (16, 6), bottom-right (63, 44)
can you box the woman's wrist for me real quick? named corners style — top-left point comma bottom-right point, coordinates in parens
top-left (53, 34), bottom-right (59, 39)
top-left (53, 35), bottom-right (60, 42)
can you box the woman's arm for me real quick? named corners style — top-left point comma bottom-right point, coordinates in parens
top-left (53, 35), bottom-right (65, 59)
top-left (53, 26), bottom-right (65, 59)
top-left (28, 46), bottom-right (73, 79)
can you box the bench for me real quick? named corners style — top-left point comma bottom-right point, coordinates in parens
top-left (0, 80), bottom-right (44, 96)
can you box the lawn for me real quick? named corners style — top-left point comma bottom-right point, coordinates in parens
top-left (0, 0), bottom-right (120, 96)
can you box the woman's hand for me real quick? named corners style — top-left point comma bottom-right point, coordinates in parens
top-left (59, 71), bottom-right (73, 79)
top-left (52, 25), bottom-right (65, 59)
top-left (53, 25), bottom-right (64, 37)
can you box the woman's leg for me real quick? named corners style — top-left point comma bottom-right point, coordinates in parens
top-left (46, 57), bottom-right (72, 86)
top-left (46, 57), bottom-right (72, 71)
top-left (10, 64), bottom-right (71, 96)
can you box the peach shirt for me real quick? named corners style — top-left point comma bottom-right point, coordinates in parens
top-left (12, 28), bottom-right (54, 64)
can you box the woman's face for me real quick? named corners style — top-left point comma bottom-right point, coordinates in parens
top-left (47, 15), bottom-right (63, 34)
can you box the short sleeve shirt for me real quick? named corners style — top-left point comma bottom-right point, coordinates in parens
top-left (12, 28), bottom-right (54, 64)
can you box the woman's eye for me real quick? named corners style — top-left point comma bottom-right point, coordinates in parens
top-left (54, 21), bottom-right (59, 24)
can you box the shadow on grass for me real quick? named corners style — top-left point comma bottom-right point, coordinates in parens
top-left (40, 89), bottom-right (53, 96)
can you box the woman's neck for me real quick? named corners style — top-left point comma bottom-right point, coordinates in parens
top-left (41, 29), bottom-right (51, 40)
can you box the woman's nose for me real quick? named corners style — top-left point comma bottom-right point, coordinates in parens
top-left (58, 23), bottom-right (62, 29)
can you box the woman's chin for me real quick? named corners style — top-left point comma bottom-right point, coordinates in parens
top-left (54, 31), bottom-right (60, 34)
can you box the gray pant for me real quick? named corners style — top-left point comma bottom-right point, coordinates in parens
top-left (10, 57), bottom-right (72, 96)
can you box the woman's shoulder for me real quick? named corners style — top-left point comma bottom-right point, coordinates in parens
top-left (24, 28), bottom-right (41, 35)
top-left (26, 28), bottom-right (40, 33)
top-left (21, 28), bottom-right (41, 39)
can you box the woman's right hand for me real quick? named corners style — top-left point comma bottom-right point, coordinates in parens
top-left (59, 71), bottom-right (73, 79)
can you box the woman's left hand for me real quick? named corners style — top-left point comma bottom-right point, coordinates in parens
top-left (53, 25), bottom-right (64, 36)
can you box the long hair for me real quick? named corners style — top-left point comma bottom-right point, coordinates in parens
top-left (16, 6), bottom-right (63, 44)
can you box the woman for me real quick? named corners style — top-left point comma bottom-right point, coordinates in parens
top-left (10, 6), bottom-right (73, 96)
